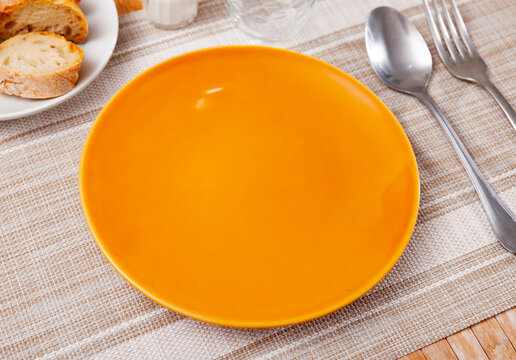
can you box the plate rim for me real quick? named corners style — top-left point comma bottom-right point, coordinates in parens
top-left (0, 0), bottom-right (119, 121)
top-left (79, 45), bottom-right (421, 328)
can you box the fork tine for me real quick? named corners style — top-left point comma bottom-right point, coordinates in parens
top-left (422, 0), bottom-right (453, 64)
top-left (431, 0), bottom-right (459, 60)
top-left (441, 0), bottom-right (466, 57)
top-left (449, 0), bottom-right (478, 55)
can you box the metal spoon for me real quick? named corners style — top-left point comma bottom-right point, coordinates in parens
top-left (365, 6), bottom-right (516, 253)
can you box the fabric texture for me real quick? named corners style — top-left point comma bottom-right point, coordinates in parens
top-left (1, 0), bottom-right (515, 358)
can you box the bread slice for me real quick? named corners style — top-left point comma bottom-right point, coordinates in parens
top-left (0, 31), bottom-right (84, 99)
top-left (0, 0), bottom-right (88, 43)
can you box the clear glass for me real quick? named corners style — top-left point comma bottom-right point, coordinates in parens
top-left (225, 0), bottom-right (315, 40)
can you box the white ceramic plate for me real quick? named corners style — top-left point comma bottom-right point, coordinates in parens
top-left (0, 0), bottom-right (119, 121)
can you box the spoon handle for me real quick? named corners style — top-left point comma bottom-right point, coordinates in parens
top-left (415, 91), bottom-right (516, 253)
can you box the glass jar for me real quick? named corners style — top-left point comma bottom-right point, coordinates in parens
top-left (143, 0), bottom-right (199, 29)
top-left (225, 0), bottom-right (315, 40)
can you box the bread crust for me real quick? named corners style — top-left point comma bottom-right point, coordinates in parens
top-left (0, 0), bottom-right (88, 43)
top-left (0, 32), bottom-right (84, 99)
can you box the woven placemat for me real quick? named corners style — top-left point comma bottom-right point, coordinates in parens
top-left (1, 0), bottom-right (515, 358)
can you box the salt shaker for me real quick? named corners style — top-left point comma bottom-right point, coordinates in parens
top-left (143, 0), bottom-right (199, 29)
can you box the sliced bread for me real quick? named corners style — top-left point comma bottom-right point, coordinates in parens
top-left (0, 31), bottom-right (84, 99)
top-left (0, 0), bottom-right (88, 43)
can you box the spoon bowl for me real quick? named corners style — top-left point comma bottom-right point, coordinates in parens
top-left (365, 6), bottom-right (432, 94)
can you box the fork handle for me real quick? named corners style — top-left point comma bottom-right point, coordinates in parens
top-left (415, 91), bottom-right (516, 253)
top-left (478, 79), bottom-right (516, 133)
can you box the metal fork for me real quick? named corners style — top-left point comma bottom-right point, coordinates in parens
top-left (422, 0), bottom-right (516, 132)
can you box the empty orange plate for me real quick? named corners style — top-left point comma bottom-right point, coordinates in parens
top-left (79, 46), bottom-right (419, 328)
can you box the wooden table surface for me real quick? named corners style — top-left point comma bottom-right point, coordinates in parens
top-left (114, 1), bottom-right (515, 359)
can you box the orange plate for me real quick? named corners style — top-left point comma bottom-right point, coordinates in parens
top-left (80, 46), bottom-right (419, 328)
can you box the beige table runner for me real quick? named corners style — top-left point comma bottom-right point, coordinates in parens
top-left (1, 0), bottom-right (515, 358)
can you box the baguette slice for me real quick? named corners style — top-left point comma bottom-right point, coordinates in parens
top-left (0, 0), bottom-right (88, 43)
top-left (0, 31), bottom-right (84, 99)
